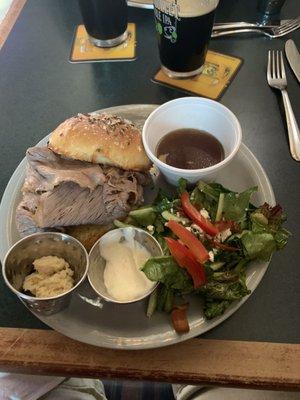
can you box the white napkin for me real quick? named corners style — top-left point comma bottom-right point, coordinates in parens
top-left (44, 378), bottom-right (107, 400)
top-left (0, 374), bottom-right (107, 400)
top-left (172, 384), bottom-right (300, 400)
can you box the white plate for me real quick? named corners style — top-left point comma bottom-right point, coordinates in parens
top-left (0, 104), bottom-right (275, 349)
top-left (128, 0), bottom-right (153, 9)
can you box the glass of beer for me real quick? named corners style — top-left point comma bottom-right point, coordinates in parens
top-left (78, 0), bottom-right (128, 47)
top-left (153, 0), bottom-right (219, 78)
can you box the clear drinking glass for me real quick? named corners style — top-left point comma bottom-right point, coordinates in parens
top-left (257, 0), bottom-right (286, 15)
top-left (153, 0), bottom-right (219, 78)
top-left (78, 0), bottom-right (128, 47)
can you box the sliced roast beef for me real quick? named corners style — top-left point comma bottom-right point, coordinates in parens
top-left (23, 147), bottom-right (106, 193)
top-left (16, 147), bottom-right (149, 237)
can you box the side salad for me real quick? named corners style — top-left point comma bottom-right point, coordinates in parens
top-left (114, 179), bottom-right (290, 333)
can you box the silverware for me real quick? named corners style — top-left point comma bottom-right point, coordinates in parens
top-left (212, 18), bottom-right (300, 38)
top-left (2, 232), bottom-right (89, 315)
top-left (267, 50), bottom-right (300, 161)
top-left (214, 19), bottom-right (290, 30)
top-left (285, 39), bottom-right (300, 83)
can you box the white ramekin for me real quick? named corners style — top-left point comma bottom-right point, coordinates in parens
top-left (142, 97), bottom-right (242, 185)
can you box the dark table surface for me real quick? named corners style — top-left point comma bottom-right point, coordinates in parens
top-left (0, 0), bottom-right (299, 344)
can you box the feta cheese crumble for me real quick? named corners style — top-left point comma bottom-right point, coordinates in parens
top-left (216, 228), bottom-right (232, 243)
top-left (146, 225), bottom-right (154, 233)
top-left (200, 208), bottom-right (210, 219)
top-left (191, 223), bottom-right (204, 233)
top-left (208, 251), bottom-right (215, 262)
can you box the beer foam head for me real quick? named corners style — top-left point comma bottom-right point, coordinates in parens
top-left (155, 0), bottom-right (219, 18)
top-left (179, 0), bottom-right (219, 17)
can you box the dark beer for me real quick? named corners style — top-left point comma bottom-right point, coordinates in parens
top-left (78, 0), bottom-right (128, 46)
top-left (154, 0), bottom-right (219, 77)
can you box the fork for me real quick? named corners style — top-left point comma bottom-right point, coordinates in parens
top-left (212, 18), bottom-right (300, 38)
top-left (267, 50), bottom-right (300, 161)
top-left (214, 17), bottom-right (299, 31)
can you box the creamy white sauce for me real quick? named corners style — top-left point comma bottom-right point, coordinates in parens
top-left (101, 230), bottom-right (154, 302)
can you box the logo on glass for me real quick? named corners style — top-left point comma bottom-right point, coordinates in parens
top-left (153, 0), bottom-right (219, 77)
top-left (154, 0), bottom-right (180, 43)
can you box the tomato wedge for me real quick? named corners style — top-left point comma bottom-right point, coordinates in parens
top-left (181, 191), bottom-right (219, 236)
top-left (166, 220), bottom-right (209, 263)
top-left (165, 237), bottom-right (206, 288)
top-left (171, 305), bottom-right (190, 334)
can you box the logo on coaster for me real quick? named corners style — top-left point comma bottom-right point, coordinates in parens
top-left (153, 50), bottom-right (243, 100)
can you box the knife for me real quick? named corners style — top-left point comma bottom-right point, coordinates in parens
top-left (214, 19), bottom-right (292, 30)
top-left (285, 40), bottom-right (300, 83)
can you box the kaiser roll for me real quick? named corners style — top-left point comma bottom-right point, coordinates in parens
top-left (48, 113), bottom-right (151, 171)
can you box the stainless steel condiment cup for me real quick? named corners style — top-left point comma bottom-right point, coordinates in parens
top-left (88, 227), bottom-right (162, 304)
top-left (2, 232), bottom-right (89, 315)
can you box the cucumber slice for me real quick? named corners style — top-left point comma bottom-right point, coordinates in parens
top-left (113, 220), bottom-right (134, 228)
top-left (209, 261), bottom-right (225, 271)
top-left (161, 210), bottom-right (189, 224)
top-left (129, 207), bottom-right (157, 226)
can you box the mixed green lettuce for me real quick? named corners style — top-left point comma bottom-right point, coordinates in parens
top-left (115, 180), bottom-right (290, 321)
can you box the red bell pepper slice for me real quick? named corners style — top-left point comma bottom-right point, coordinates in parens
top-left (165, 237), bottom-right (206, 288)
top-left (166, 220), bottom-right (209, 264)
top-left (181, 191), bottom-right (219, 236)
top-left (171, 305), bottom-right (190, 334)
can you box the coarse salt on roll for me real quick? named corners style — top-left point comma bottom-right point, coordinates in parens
top-left (48, 113), bottom-right (151, 171)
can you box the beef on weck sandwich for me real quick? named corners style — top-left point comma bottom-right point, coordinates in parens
top-left (16, 113), bottom-right (151, 237)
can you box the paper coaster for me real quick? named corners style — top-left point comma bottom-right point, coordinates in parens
top-left (153, 50), bottom-right (243, 100)
top-left (70, 23), bottom-right (136, 63)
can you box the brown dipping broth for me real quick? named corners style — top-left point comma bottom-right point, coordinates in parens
top-left (156, 128), bottom-right (224, 170)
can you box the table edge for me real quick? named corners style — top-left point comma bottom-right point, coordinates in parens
top-left (0, 0), bottom-right (27, 50)
top-left (0, 328), bottom-right (299, 391)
